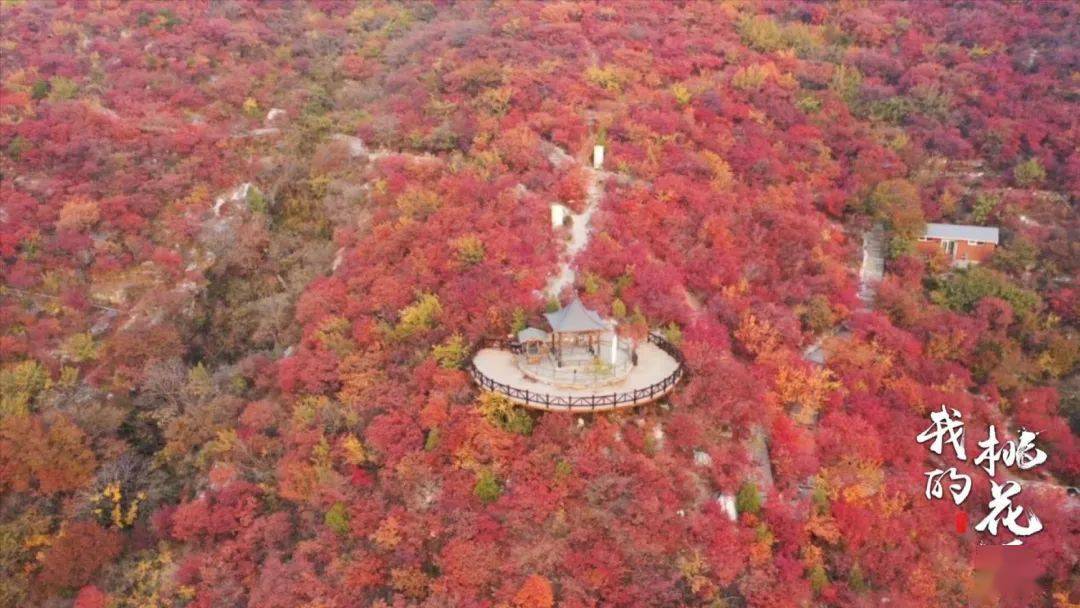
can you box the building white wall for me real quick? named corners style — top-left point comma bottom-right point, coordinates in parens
top-left (593, 145), bottom-right (604, 169)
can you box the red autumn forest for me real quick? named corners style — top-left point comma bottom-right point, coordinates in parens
top-left (1, 1), bottom-right (1077, 607)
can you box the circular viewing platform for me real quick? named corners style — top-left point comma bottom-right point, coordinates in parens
top-left (470, 333), bottom-right (685, 412)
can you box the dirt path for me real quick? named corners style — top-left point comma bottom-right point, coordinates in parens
top-left (749, 425), bottom-right (775, 490)
top-left (542, 154), bottom-right (606, 299)
top-left (858, 224), bottom-right (885, 307)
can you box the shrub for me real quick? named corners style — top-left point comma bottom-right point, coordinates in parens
top-left (31, 79), bottom-right (49, 100)
top-left (611, 298), bottom-right (627, 319)
top-left (57, 198), bottom-right (101, 232)
top-left (663, 322), bottom-right (683, 347)
top-left (585, 65), bottom-right (629, 92)
top-left (394, 293), bottom-right (442, 340)
top-left (738, 14), bottom-right (822, 56)
top-left (452, 234), bottom-right (485, 265)
top-left (424, 427), bottom-right (441, 451)
top-left (62, 333), bottom-right (99, 363)
top-left (732, 64), bottom-right (770, 91)
top-left (931, 266), bottom-right (1040, 320)
top-left (829, 65), bottom-right (863, 107)
top-left (868, 179), bottom-right (924, 257)
top-left (582, 272), bottom-right (601, 295)
top-left (971, 192), bottom-right (999, 223)
top-left (796, 93), bottom-right (822, 114)
top-left (671, 83), bottom-right (692, 106)
top-left (478, 392), bottom-right (533, 435)
top-left (511, 308), bottom-right (527, 333)
top-left (868, 179), bottom-right (922, 235)
top-left (1013, 157), bottom-right (1046, 187)
top-left (247, 188), bottom-right (268, 214)
top-left (848, 563), bottom-right (868, 592)
top-left (868, 97), bottom-right (913, 124)
top-left (800, 295), bottom-right (836, 334)
top-left (738, 15), bottom-right (785, 52)
top-left (324, 502), bottom-right (350, 536)
top-left (808, 563), bottom-right (828, 593)
top-left (0, 360), bottom-right (49, 418)
top-left (736, 481), bottom-right (761, 515)
top-left (48, 76), bottom-right (78, 101)
top-left (554, 459), bottom-right (573, 481)
top-left (433, 334), bottom-right (468, 369)
top-left (396, 186), bottom-right (441, 220)
top-left (474, 469), bottom-right (502, 503)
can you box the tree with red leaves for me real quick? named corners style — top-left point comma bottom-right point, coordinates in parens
top-left (37, 522), bottom-right (121, 595)
top-left (514, 574), bottom-right (555, 608)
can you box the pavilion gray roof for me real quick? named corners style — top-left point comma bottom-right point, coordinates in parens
top-left (517, 327), bottom-right (549, 342)
top-left (924, 223), bottom-right (1000, 244)
top-left (544, 298), bottom-right (610, 333)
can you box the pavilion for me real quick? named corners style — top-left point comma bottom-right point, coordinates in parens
top-left (470, 297), bottom-right (684, 411)
top-left (506, 297), bottom-right (631, 387)
top-left (542, 297), bottom-right (612, 366)
top-left (516, 326), bottom-right (549, 364)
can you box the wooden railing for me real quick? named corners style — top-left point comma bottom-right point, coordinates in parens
top-left (469, 331), bottom-right (685, 412)
top-left (647, 331), bottom-right (685, 365)
top-left (481, 337), bottom-right (523, 354)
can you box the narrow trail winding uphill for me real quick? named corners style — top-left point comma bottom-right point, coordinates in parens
top-left (802, 224), bottom-right (884, 364)
top-left (858, 223), bottom-right (885, 307)
top-left (543, 161), bottom-right (607, 299)
top-left (542, 35), bottom-right (605, 301)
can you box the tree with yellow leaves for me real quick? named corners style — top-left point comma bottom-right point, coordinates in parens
top-left (773, 364), bottom-right (841, 425)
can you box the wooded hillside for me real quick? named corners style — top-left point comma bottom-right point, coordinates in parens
top-left (1, 2), bottom-right (1077, 606)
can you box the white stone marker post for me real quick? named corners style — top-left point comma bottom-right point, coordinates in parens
top-left (550, 203), bottom-right (565, 228)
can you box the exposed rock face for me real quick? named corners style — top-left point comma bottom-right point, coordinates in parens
top-left (331, 133), bottom-right (369, 158)
top-left (213, 182), bottom-right (253, 217)
top-left (693, 450), bottom-right (712, 467)
top-left (266, 108), bottom-right (287, 125)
